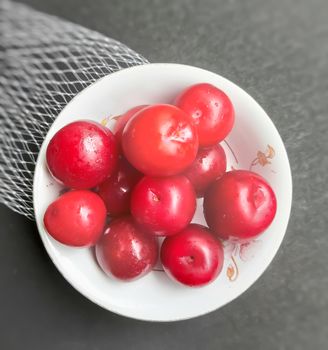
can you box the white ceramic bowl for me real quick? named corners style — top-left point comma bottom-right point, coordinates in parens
top-left (33, 63), bottom-right (292, 321)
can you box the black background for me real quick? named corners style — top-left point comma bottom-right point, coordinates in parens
top-left (1, 0), bottom-right (328, 349)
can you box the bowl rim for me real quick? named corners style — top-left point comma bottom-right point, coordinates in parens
top-left (33, 62), bottom-right (293, 322)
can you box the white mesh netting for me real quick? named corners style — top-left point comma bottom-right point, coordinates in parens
top-left (0, 0), bottom-right (148, 219)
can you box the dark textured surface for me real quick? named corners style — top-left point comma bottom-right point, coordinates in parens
top-left (1, 0), bottom-right (327, 349)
